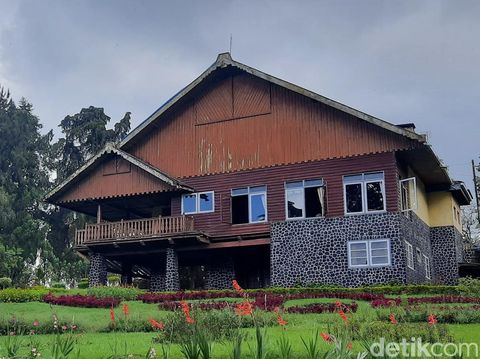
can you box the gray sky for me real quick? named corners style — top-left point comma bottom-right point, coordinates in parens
top-left (0, 0), bottom-right (478, 189)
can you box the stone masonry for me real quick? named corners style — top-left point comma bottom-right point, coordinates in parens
top-left (430, 226), bottom-right (463, 285)
top-left (88, 252), bottom-right (107, 287)
top-left (206, 258), bottom-right (235, 290)
top-left (165, 248), bottom-right (180, 291)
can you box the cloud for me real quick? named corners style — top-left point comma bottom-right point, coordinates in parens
top-left (0, 0), bottom-right (478, 188)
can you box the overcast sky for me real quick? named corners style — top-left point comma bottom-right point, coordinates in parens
top-left (0, 0), bottom-right (478, 189)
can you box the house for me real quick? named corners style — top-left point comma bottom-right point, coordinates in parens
top-left (45, 53), bottom-right (472, 290)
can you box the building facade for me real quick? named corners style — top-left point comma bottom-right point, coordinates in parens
top-left (46, 53), bottom-right (472, 290)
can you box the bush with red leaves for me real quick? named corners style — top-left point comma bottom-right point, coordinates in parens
top-left (370, 298), bottom-right (402, 308)
top-left (407, 295), bottom-right (480, 305)
top-left (43, 294), bottom-right (120, 308)
top-left (286, 302), bottom-right (358, 314)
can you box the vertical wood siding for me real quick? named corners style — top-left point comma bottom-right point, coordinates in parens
top-left (128, 71), bottom-right (416, 178)
top-left (56, 156), bottom-right (173, 203)
top-left (171, 152), bottom-right (399, 239)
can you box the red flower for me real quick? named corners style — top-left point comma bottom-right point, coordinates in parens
top-left (61, 325), bottom-right (68, 331)
top-left (347, 342), bottom-right (353, 350)
top-left (276, 313), bottom-right (288, 329)
top-left (110, 307), bottom-right (115, 322)
top-left (33, 320), bottom-right (39, 327)
top-left (389, 313), bottom-right (398, 325)
top-left (122, 303), bottom-right (129, 317)
top-left (339, 310), bottom-right (348, 323)
top-left (180, 301), bottom-right (194, 324)
top-left (148, 318), bottom-right (165, 330)
top-left (320, 332), bottom-right (332, 343)
top-left (335, 300), bottom-right (342, 309)
top-left (232, 280), bottom-right (243, 294)
top-left (428, 314), bottom-right (437, 325)
top-left (235, 301), bottom-right (254, 316)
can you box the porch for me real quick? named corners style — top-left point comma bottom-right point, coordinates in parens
top-left (74, 215), bottom-right (196, 247)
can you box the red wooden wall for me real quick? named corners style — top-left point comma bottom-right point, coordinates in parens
top-left (171, 152), bottom-right (399, 239)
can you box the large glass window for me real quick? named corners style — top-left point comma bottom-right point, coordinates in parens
top-left (181, 192), bottom-right (214, 214)
top-left (348, 239), bottom-right (391, 268)
top-left (343, 172), bottom-right (385, 214)
top-left (285, 179), bottom-right (325, 219)
top-left (231, 186), bottom-right (267, 224)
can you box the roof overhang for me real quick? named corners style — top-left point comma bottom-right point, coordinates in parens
top-left (45, 143), bottom-right (194, 205)
top-left (120, 52), bottom-right (426, 150)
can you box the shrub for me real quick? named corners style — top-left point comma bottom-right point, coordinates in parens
top-left (0, 277), bottom-right (12, 289)
top-left (370, 298), bottom-right (402, 308)
top-left (286, 302), bottom-right (358, 314)
top-left (78, 278), bottom-right (89, 289)
top-left (87, 286), bottom-right (142, 301)
top-left (43, 294), bottom-right (120, 308)
top-left (377, 306), bottom-right (480, 324)
top-left (458, 277), bottom-right (480, 297)
top-left (0, 316), bottom-right (80, 335)
top-left (107, 274), bottom-right (121, 286)
top-left (51, 282), bottom-right (66, 289)
top-left (0, 288), bottom-right (51, 303)
top-left (356, 321), bottom-right (452, 342)
top-left (407, 295), bottom-right (480, 305)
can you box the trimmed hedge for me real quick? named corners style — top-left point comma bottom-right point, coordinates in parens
top-left (0, 287), bottom-right (66, 303)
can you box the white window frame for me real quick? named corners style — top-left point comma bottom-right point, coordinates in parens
top-left (423, 254), bottom-right (431, 279)
top-left (405, 241), bottom-right (414, 270)
top-left (400, 177), bottom-right (418, 212)
top-left (348, 239), bottom-right (391, 268)
top-left (181, 191), bottom-right (215, 214)
top-left (343, 172), bottom-right (386, 215)
top-left (231, 186), bottom-right (268, 224)
top-left (284, 179), bottom-right (325, 220)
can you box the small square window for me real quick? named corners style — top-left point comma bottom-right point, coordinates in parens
top-left (348, 239), bottom-right (391, 268)
top-left (181, 192), bottom-right (215, 214)
top-left (343, 172), bottom-right (385, 215)
top-left (231, 186), bottom-right (267, 224)
top-left (285, 179), bottom-right (325, 219)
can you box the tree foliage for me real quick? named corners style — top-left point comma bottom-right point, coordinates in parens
top-left (0, 85), bottom-right (131, 286)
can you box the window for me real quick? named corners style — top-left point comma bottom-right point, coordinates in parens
top-left (181, 192), bottom-right (214, 214)
top-left (405, 241), bottom-right (414, 269)
top-left (400, 177), bottom-right (417, 212)
top-left (231, 186), bottom-right (267, 224)
top-left (285, 179), bottom-right (325, 219)
top-left (343, 172), bottom-right (385, 214)
top-left (416, 247), bottom-right (422, 263)
top-left (348, 239), bottom-right (391, 268)
top-left (423, 254), bottom-right (431, 279)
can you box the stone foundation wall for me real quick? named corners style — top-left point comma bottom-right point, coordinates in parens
top-left (206, 259), bottom-right (235, 290)
top-left (431, 226), bottom-right (462, 285)
top-left (88, 252), bottom-right (107, 287)
top-left (400, 213), bottom-right (433, 283)
top-left (270, 213), bottom-right (406, 287)
top-left (150, 271), bottom-right (166, 292)
top-left (165, 248), bottom-right (180, 291)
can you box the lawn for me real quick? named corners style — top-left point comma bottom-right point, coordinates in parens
top-left (2, 288), bottom-right (480, 358)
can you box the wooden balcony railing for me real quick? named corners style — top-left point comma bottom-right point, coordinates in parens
top-left (74, 215), bottom-right (194, 247)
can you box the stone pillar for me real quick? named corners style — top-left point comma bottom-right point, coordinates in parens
top-left (88, 252), bottom-right (107, 287)
top-left (430, 226), bottom-right (461, 285)
top-left (149, 271), bottom-right (166, 292)
top-left (206, 258), bottom-right (235, 290)
top-left (165, 248), bottom-right (180, 291)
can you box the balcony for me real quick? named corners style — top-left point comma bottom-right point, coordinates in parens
top-left (74, 215), bottom-right (195, 247)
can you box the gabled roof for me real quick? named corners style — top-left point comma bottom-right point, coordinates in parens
top-left (120, 52), bottom-right (426, 148)
top-left (45, 143), bottom-right (193, 203)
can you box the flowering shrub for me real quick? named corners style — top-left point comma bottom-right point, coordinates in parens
top-left (87, 286), bottom-right (142, 301)
top-left (159, 301), bottom-right (233, 311)
top-left (0, 316), bottom-right (79, 335)
top-left (43, 294), bottom-right (120, 308)
top-left (286, 302), bottom-right (358, 314)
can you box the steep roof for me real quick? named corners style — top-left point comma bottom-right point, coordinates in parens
top-left (120, 53), bottom-right (426, 149)
top-left (45, 143), bottom-right (193, 203)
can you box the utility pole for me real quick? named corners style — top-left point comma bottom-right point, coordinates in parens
top-left (473, 159), bottom-right (480, 223)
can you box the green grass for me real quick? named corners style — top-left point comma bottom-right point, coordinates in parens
top-left (2, 298), bottom-right (480, 358)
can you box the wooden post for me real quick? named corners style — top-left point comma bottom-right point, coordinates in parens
top-left (96, 204), bottom-right (102, 224)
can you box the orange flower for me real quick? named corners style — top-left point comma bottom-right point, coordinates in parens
top-left (347, 342), bottom-right (353, 350)
top-left (277, 313), bottom-right (288, 329)
top-left (232, 280), bottom-right (243, 294)
top-left (110, 307), bottom-right (115, 322)
top-left (389, 313), bottom-right (398, 325)
top-left (180, 301), bottom-right (195, 324)
top-left (148, 318), bottom-right (165, 330)
top-left (427, 314), bottom-right (437, 326)
top-left (235, 301), bottom-right (254, 316)
top-left (122, 303), bottom-right (129, 317)
top-left (320, 332), bottom-right (332, 343)
top-left (339, 310), bottom-right (348, 323)
top-left (335, 300), bottom-right (342, 309)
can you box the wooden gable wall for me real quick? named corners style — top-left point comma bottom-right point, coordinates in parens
top-left (127, 71), bottom-right (417, 178)
top-left (55, 156), bottom-right (173, 203)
